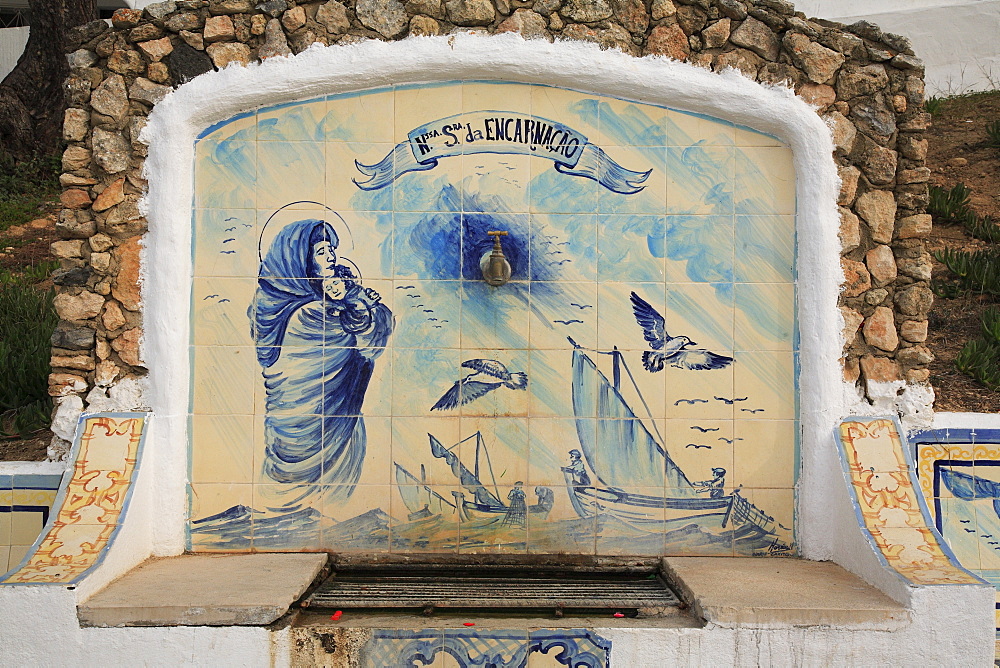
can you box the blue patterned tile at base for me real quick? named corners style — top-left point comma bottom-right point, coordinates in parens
top-left (360, 629), bottom-right (442, 668)
top-left (735, 214), bottom-right (796, 284)
top-left (528, 629), bottom-right (611, 668)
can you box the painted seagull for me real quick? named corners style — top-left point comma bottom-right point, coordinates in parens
top-left (629, 292), bottom-right (734, 372)
top-left (431, 359), bottom-right (528, 411)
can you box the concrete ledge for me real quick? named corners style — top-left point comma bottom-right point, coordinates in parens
top-left (664, 557), bottom-right (910, 629)
top-left (78, 553), bottom-right (328, 627)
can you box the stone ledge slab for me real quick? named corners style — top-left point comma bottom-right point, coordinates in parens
top-left (78, 553), bottom-right (328, 627)
top-left (664, 557), bottom-right (910, 629)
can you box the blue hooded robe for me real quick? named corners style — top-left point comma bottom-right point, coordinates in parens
top-left (250, 219), bottom-right (393, 511)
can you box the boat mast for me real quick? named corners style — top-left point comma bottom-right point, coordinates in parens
top-left (613, 346), bottom-right (621, 390)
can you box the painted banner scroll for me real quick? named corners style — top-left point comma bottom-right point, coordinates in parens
top-left (354, 111), bottom-right (652, 194)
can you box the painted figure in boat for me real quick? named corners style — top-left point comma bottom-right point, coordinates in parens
top-left (563, 449), bottom-right (591, 487)
top-left (250, 218), bottom-right (393, 512)
top-left (693, 468), bottom-right (727, 499)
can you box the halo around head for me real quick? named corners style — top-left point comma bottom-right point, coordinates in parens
top-left (258, 201), bottom-right (355, 263)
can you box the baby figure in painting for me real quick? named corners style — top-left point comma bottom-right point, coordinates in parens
top-left (250, 218), bottom-right (393, 514)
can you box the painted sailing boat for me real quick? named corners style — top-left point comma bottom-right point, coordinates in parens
top-left (395, 432), bottom-right (554, 522)
top-left (566, 342), bottom-right (778, 541)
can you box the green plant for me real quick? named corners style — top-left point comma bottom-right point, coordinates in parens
top-left (955, 308), bottom-right (1000, 390)
top-left (925, 96), bottom-right (945, 116)
top-left (987, 120), bottom-right (1000, 149)
top-left (928, 183), bottom-right (975, 226)
top-left (933, 247), bottom-right (1000, 295)
top-left (965, 215), bottom-right (1000, 244)
top-left (0, 276), bottom-right (57, 439)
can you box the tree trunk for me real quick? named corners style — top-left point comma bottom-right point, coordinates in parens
top-left (0, 0), bottom-right (96, 161)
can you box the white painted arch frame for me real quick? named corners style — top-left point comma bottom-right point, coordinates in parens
top-left (135, 32), bottom-right (888, 597)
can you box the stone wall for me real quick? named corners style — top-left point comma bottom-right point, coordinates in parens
top-left (49, 0), bottom-right (930, 453)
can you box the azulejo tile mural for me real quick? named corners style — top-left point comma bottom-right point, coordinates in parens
top-left (836, 417), bottom-right (981, 586)
top-left (188, 81), bottom-right (798, 557)
top-left (0, 473), bottom-right (63, 574)
top-left (914, 427), bottom-right (1000, 638)
top-left (1, 413), bottom-right (147, 585)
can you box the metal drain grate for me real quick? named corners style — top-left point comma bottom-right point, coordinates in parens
top-left (305, 567), bottom-right (680, 616)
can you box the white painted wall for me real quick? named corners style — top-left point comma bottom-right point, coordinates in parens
top-left (795, 0), bottom-right (1000, 94)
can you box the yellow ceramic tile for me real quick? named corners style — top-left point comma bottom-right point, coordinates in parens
top-left (460, 282), bottom-right (529, 350)
top-left (194, 139), bottom-right (256, 209)
top-left (597, 150), bottom-right (667, 216)
top-left (325, 88), bottom-right (395, 143)
top-left (734, 283), bottom-right (795, 352)
top-left (733, 420), bottom-right (797, 489)
top-left (528, 510), bottom-right (596, 555)
top-left (528, 417), bottom-right (586, 487)
top-left (393, 155), bottom-right (467, 213)
top-left (665, 145), bottom-right (734, 215)
top-left (193, 209), bottom-right (260, 278)
top-left (529, 150), bottom-right (599, 215)
top-left (735, 214), bottom-right (796, 283)
top-left (255, 141), bottom-right (326, 211)
top-left (459, 417), bottom-right (529, 486)
top-left (391, 211), bottom-right (461, 280)
top-left (190, 414), bottom-right (255, 484)
top-left (7, 544), bottom-right (30, 570)
top-left (0, 511), bottom-right (11, 543)
top-left (594, 95), bottom-right (669, 147)
top-left (188, 483), bottom-right (252, 528)
top-left (463, 152), bottom-right (531, 214)
top-left (665, 109), bottom-right (736, 146)
top-left (528, 283), bottom-right (597, 351)
top-left (665, 419), bottom-right (734, 486)
top-left (191, 346), bottom-right (258, 415)
top-left (353, 417), bottom-right (392, 486)
top-left (358, 344), bottom-right (393, 419)
top-left (530, 85), bottom-right (599, 137)
top-left (531, 213), bottom-right (597, 282)
top-left (733, 351), bottom-right (795, 421)
top-left (192, 277), bottom-right (256, 347)
top-left (257, 98), bottom-right (326, 142)
top-left (391, 416), bottom-right (463, 485)
top-left (334, 213), bottom-right (392, 280)
top-left (0, 545), bottom-right (10, 573)
top-left (735, 146), bottom-right (795, 216)
top-left (327, 141), bottom-right (396, 212)
top-left (463, 81), bottom-right (531, 114)
top-left (9, 511), bottom-right (43, 546)
top-left (395, 83), bottom-right (463, 139)
top-left (597, 282), bottom-right (665, 352)
top-left (527, 349), bottom-right (577, 418)
top-left (392, 348), bottom-right (461, 416)
top-left (596, 496), bottom-right (667, 556)
top-left (389, 484), bottom-right (461, 553)
top-left (664, 366), bottom-right (735, 421)
top-left (665, 282), bottom-right (736, 353)
top-left (391, 279), bottom-right (461, 349)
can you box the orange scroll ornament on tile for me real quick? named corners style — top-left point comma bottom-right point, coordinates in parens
top-left (837, 417), bottom-right (982, 586)
top-left (1, 413), bottom-right (148, 585)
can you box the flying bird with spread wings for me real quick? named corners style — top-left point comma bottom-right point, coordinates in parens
top-left (629, 291), bottom-right (734, 372)
top-left (431, 359), bottom-right (528, 411)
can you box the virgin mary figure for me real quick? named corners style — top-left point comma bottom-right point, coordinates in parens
top-left (250, 218), bottom-right (393, 513)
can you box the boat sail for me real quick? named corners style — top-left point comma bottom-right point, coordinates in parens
top-left (395, 433), bottom-right (553, 522)
top-left (394, 463), bottom-right (458, 521)
top-left (567, 343), bottom-right (777, 539)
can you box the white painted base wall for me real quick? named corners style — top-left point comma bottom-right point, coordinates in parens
top-left (795, 0), bottom-right (1000, 95)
